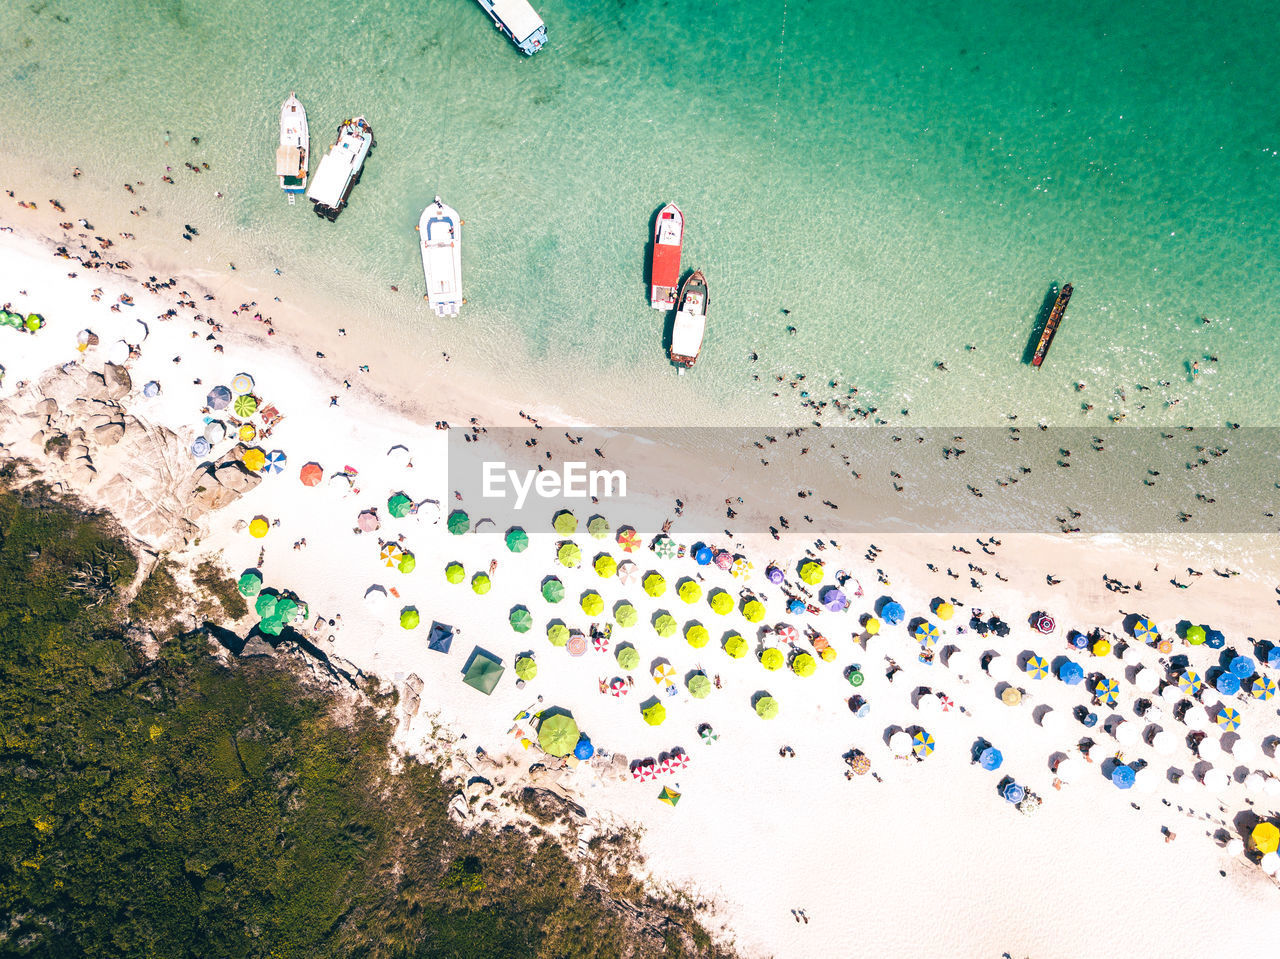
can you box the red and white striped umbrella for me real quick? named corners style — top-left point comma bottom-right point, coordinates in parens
top-left (938, 694), bottom-right (956, 712)
top-left (669, 750), bottom-right (689, 769)
top-left (658, 756), bottom-right (673, 775)
top-left (641, 761), bottom-right (657, 781)
top-left (610, 678), bottom-right (628, 697)
top-left (631, 764), bottom-right (646, 781)
top-left (566, 634), bottom-right (587, 657)
top-left (1035, 615), bottom-right (1056, 633)
top-left (715, 551), bottom-right (734, 570)
top-left (776, 624), bottom-right (799, 643)
top-left (591, 633), bottom-right (609, 652)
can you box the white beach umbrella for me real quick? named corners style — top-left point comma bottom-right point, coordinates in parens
top-left (916, 693), bottom-right (941, 715)
top-left (1054, 756), bottom-right (1080, 783)
top-left (1201, 768), bottom-right (1231, 793)
top-left (1132, 667), bottom-right (1160, 694)
top-left (1135, 770), bottom-right (1158, 794)
top-left (1120, 644), bottom-right (1144, 665)
top-left (1150, 730), bottom-right (1177, 756)
top-left (132, 318), bottom-right (150, 341)
top-left (386, 444), bottom-right (412, 467)
top-left (986, 655), bottom-right (1016, 683)
top-left (1265, 777), bottom-right (1280, 798)
top-left (1160, 685), bottom-right (1186, 706)
top-left (1177, 772), bottom-right (1197, 794)
top-left (888, 731), bottom-right (913, 757)
top-left (1143, 703), bottom-right (1164, 723)
top-left (1114, 720), bottom-right (1139, 746)
top-left (1197, 736), bottom-right (1222, 761)
top-left (863, 635), bottom-right (884, 658)
top-left (107, 338), bottom-right (130, 365)
top-left (1224, 837), bottom-right (1245, 857)
top-left (945, 647), bottom-right (976, 675)
top-left (1230, 737), bottom-right (1258, 763)
top-left (1260, 851), bottom-right (1280, 876)
top-left (1038, 709), bottom-right (1068, 735)
top-left (1184, 710), bottom-right (1212, 734)
top-left (1243, 771), bottom-right (1266, 792)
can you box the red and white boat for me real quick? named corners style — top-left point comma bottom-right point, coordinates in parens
top-left (650, 203), bottom-right (683, 310)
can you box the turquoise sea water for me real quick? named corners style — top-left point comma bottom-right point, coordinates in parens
top-left (3, 0), bottom-right (1279, 426)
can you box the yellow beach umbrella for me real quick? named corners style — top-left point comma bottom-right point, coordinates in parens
top-left (1092, 638), bottom-right (1112, 658)
top-left (594, 554), bottom-right (617, 578)
top-left (581, 592), bottom-right (604, 616)
top-left (935, 602), bottom-right (954, 621)
top-left (743, 599), bottom-right (765, 623)
top-left (686, 624), bottom-right (710, 648)
top-left (1252, 822), bottom-right (1280, 855)
top-left (709, 590), bottom-right (732, 615)
top-left (242, 447), bottom-right (266, 472)
top-left (799, 560), bottom-right (823, 585)
top-left (644, 573), bottom-right (666, 597)
top-left (678, 580), bottom-right (702, 604)
top-left (248, 516), bottom-right (269, 538)
top-left (761, 648), bottom-right (784, 671)
top-left (864, 616), bottom-right (881, 635)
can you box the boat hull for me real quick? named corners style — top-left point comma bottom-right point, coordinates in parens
top-left (475, 0), bottom-right (547, 55)
top-left (277, 94), bottom-right (309, 194)
top-left (306, 117), bottom-right (373, 220)
top-left (670, 269), bottom-right (708, 368)
top-left (1032, 282), bottom-right (1073, 368)
top-left (650, 203), bottom-right (683, 310)
top-left (420, 197), bottom-right (463, 318)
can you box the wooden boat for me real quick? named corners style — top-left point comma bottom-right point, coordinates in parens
top-left (276, 93), bottom-right (308, 202)
top-left (419, 196), bottom-right (462, 318)
top-left (650, 203), bottom-right (683, 310)
top-left (1032, 282), bottom-right (1072, 368)
top-left (669, 270), bottom-right (708, 371)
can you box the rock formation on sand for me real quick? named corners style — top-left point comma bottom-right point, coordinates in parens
top-left (0, 362), bottom-right (261, 550)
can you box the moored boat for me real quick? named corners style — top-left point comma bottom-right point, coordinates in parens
top-left (306, 117), bottom-right (373, 220)
top-left (474, 0), bottom-right (547, 55)
top-left (669, 270), bottom-right (708, 371)
top-left (1032, 282), bottom-right (1073, 368)
top-left (276, 93), bottom-right (309, 202)
top-left (650, 203), bottom-right (683, 310)
top-left (419, 196), bottom-right (462, 318)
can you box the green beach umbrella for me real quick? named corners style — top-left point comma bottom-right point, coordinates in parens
top-left (448, 510), bottom-right (469, 535)
top-left (642, 701), bottom-right (667, 726)
top-left (644, 573), bottom-right (667, 597)
top-left (594, 554), bottom-right (617, 578)
top-left (709, 589), bottom-right (733, 615)
top-left (25, 313), bottom-right (43, 332)
top-left (445, 561), bottom-right (465, 584)
top-left (724, 633), bottom-right (747, 658)
top-left (237, 571), bottom-right (262, 597)
top-left (233, 394), bottom-right (257, 417)
top-left (538, 712), bottom-right (580, 756)
top-left (688, 674), bottom-right (712, 699)
top-left (799, 560), bottom-right (824, 585)
top-left (505, 527), bottom-right (529, 552)
top-left (1185, 625), bottom-right (1206, 645)
top-left (472, 573), bottom-right (491, 595)
top-left (515, 656), bottom-right (538, 680)
top-left (400, 608), bottom-right (420, 630)
top-left (654, 613), bottom-right (678, 638)
top-left (274, 596), bottom-right (298, 624)
top-left (588, 516), bottom-right (610, 539)
top-left (616, 645), bottom-right (640, 671)
top-left (755, 696), bottom-right (779, 720)
top-left (509, 607), bottom-right (533, 633)
top-left (654, 537), bottom-right (678, 560)
top-left (258, 614), bottom-right (284, 636)
top-left (387, 493), bottom-right (412, 518)
top-left (398, 551), bottom-right (416, 574)
top-left (547, 623), bottom-right (570, 646)
top-left (255, 593), bottom-right (277, 619)
top-left (462, 651), bottom-right (505, 695)
top-left (542, 577), bottom-right (565, 602)
top-left (558, 542), bottom-right (581, 568)
top-left (791, 652), bottom-right (817, 677)
top-left (615, 602), bottom-right (638, 628)
top-left (678, 580), bottom-right (702, 604)
top-left (743, 599), bottom-right (765, 623)
top-left (581, 592), bottom-right (604, 616)
top-left (553, 510), bottom-right (578, 535)
top-left (686, 624), bottom-right (710, 648)
top-left (760, 647), bottom-right (784, 671)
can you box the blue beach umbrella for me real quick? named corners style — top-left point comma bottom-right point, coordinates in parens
top-left (1206, 630), bottom-right (1226, 650)
top-left (1215, 706), bottom-right (1241, 731)
top-left (1177, 670), bottom-right (1203, 695)
top-left (1132, 618), bottom-right (1158, 642)
top-left (882, 602), bottom-right (905, 625)
top-left (190, 436), bottom-right (211, 457)
top-left (574, 737), bottom-right (595, 760)
top-left (695, 546), bottom-right (714, 566)
top-left (1094, 677), bottom-right (1120, 706)
top-left (1024, 655), bottom-right (1050, 679)
top-left (915, 622), bottom-right (940, 646)
top-left (821, 587), bottom-right (848, 612)
top-left (1215, 672), bottom-right (1241, 696)
top-left (1081, 711), bottom-right (1099, 728)
top-left (979, 747), bottom-right (1003, 771)
top-left (1058, 660), bottom-right (1084, 685)
top-left (1252, 675), bottom-right (1277, 701)
top-left (206, 385), bottom-right (232, 410)
top-left (1069, 632), bottom-right (1090, 650)
top-left (1267, 647), bottom-right (1280, 669)
top-left (788, 598), bottom-right (806, 615)
top-left (1003, 782), bottom-right (1025, 804)
top-left (1229, 655), bottom-right (1256, 679)
top-left (264, 449), bottom-right (287, 474)
top-left (1111, 764), bottom-right (1136, 789)
top-left (143, 380), bottom-right (161, 397)
top-left (911, 731), bottom-right (935, 757)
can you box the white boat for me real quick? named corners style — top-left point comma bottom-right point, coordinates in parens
top-left (475, 0), bottom-right (547, 55)
top-left (419, 197), bottom-right (462, 317)
top-left (276, 93), bottom-right (308, 202)
top-left (670, 269), bottom-right (708, 372)
top-left (307, 117), bottom-right (373, 220)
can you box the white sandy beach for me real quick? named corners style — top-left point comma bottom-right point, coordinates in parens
top-left (5, 202), bottom-right (1280, 959)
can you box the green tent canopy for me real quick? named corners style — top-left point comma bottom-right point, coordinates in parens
top-left (515, 656), bottom-right (538, 680)
top-left (538, 711), bottom-right (580, 756)
top-left (558, 542), bottom-right (581, 568)
top-left (755, 696), bottom-right (779, 719)
top-left (687, 674), bottom-right (712, 699)
top-left (448, 510), bottom-right (470, 535)
top-left (581, 592), bottom-right (604, 616)
top-left (547, 623), bottom-right (570, 647)
top-left (237, 571), bottom-right (262, 597)
top-left (398, 551), bottom-right (416, 574)
top-left (723, 633), bottom-right (748, 658)
top-left (255, 593), bottom-right (277, 619)
top-left (614, 603), bottom-right (638, 628)
top-left (462, 650), bottom-right (505, 695)
top-left (472, 573), bottom-right (491, 595)
top-left (505, 527), bottom-right (529, 552)
top-left (742, 599), bottom-right (765, 623)
top-left (401, 608), bottom-right (420, 629)
top-left (594, 554), bottom-right (617, 578)
top-left (799, 560), bottom-right (824, 585)
top-left (553, 510), bottom-right (578, 535)
top-left (541, 577), bottom-right (565, 602)
top-left (387, 493), bottom-right (412, 518)
top-left (654, 614), bottom-right (678, 638)
top-left (760, 648), bottom-right (784, 671)
top-left (587, 516), bottom-right (610, 539)
top-left (686, 624), bottom-right (710, 648)
top-left (791, 652), bottom-right (817, 677)
top-left (509, 607), bottom-right (533, 632)
top-left (709, 590), bottom-right (732, 615)
top-left (678, 580), bottom-right (702, 604)
top-left (644, 573), bottom-right (667, 597)
top-left (642, 701), bottom-right (667, 726)
top-left (445, 562), bottom-right (465, 584)
top-left (616, 645), bottom-right (640, 671)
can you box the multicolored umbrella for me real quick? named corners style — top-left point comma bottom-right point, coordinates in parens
top-left (731, 558), bottom-right (752, 579)
top-left (699, 724), bottom-right (719, 743)
top-left (644, 573), bottom-right (667, 597)
top-left (594, 554), bottom-right (617, 578)
top-left (849, 754), bottom-right (871, 775)
top-left (743, 600), bottom-right (765, 623)
top-left (1229, 655), bottom-right (1256, 678)
top-left (657, 785), bottom-right (680, 806)
top-left (515, 657), bottom-right (537, 680)
top-left (1216, 706), bottom-right (1241, 730)
top-left (724, 634), bottom-right (747, 658)
top-left (915, 621), bottom-right (940, 645)
top-left (505, 527), bottom-right (529, 552)
top-left (655, 537), bottom-right (678, 560)
top-left (799, 560), bottom-right (824, 585)
top-left (775, 624), bottom-right (798, 644)
top-left (938, 694), bottom-right (955, 712)
top-left (610, 677), bottom-right (628, 696)
top-left (547, 624), bottom-right (570, 647)
top-left (615, 603), bottom-right (638, 627)
top-left (652, 663), bottom-right (676, 685)
top-left (760, 648), bottom-right (785, 671)
top-left (261, 449), bottom-right (285, 474)
top-left (1252, 675), bottom-right (1277, 700)
top-left (1024, 655), bottom-right (1050, 679)
top-left (715, 551), bottom-right (733, 571)
top-left (557, 542), bottom-right (581, 567)
top-left (447, 510), bottom-right (469, 535)
top-left (233, 394), bottom-right (258, 418)
top-left (509, 608), bottom-right (533, 633)
top-left (642, 701), bottom-right (667, 726)
top-left (686, 624), bottom-right (710, 648)
top-left (552, 510), bottom-right (577, 535)
top-left (1178, 669), bottom-right (1204, 694)
top-left (588, 516), bottom-right (610, 539)
top-left (471, 573), bottom-right (491, 594)
top-left (912, 731), bottom-right (935, 757)
top-left (581, 592), bottom-right (604, 616)
top-left (654, 614), bottom-right (677, 637)
top-left (1185, 625), bottom-right (1207, 645)
top-left (616, 527), bottom-right (640, 552)
top-left (541, 577), bottom-right (564, 602)
top-left (755, 696), bottom-right (779, 719)
top-left (979, 746), bottom-right (1003, 770)
top-left (678, 580), bottom-right (702, 603)
top-left (380, 543), bottom-right (402, 567)
top-left (669, 750), bottom-right (689, 770)
top-left (566, 634), bottom-right (587, 657)
top-left (1132, 617), bottom-right (1159, 642)
top-left (1094, 677), bottom-right (1120, 705)
top-left (1111, 765), bottom-right (1136, 789)
top-left (1216, 672), bottom-right (1241, 696)
top-left (445, 561), bottom-right (465, 583)
top-left (1035, 615), bottom-right (1056, 633)
top-left (591, 632), bottom-right (609, 652)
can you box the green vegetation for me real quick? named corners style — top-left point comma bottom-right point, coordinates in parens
top-left (0, 488), bottom-right (731, 958)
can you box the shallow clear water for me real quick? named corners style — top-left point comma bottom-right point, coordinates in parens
top-left (3, 0), bottom-right (1279, 425)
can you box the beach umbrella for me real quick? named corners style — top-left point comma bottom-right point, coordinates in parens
top-left (227, 372), bottom-right (253, 394)
top-left (986, 655), bottom-right (1016, 683)
top-left (574, 737), bottom-right (595, 760)
top-left (979, 746), bottom-right (1003, 770)
top-left (1229, 655), bottom-right (1256, 678)
top-left (1206, 629), bottom-right (1226, 649)
top-left (1132, 666), bottom-right (1160, 693)
top-left (792, 652), bottom-right (817, 677)
top-left (1001, 687), bottom-right (1022, 706)
top-left (400, 608), bottom-right (420, 630)
top-left (377, 544), bottom-right (400, 568)
top-left (385, 493), bottom-right (411, 518)
top-left (242, 448), bottom-right (266, 472)
top-left (1216, 706), bottom-right (1241, 731)
top-left (580, 591), bottom-right (604, 616)
top-left (655, 537), bottom-right (678, 560)
top-left (760, 648), bottom-right (785, 671)
top-left (788, 599), bottom-right (806, 615)
top-left (755, 696), bottom-right (779, 719)
top-left (709, 590), bottom-right (733, 615)
top-left (1267, 647), bottom-right (1280, 668)
top-left (203, 421), bottom-right (227, 444)
top-left (1091, 638), bottom-right (1111, 658)
top-left (514, 656), bottom-right (537, 681)
top-left (540, 577), bottom-right (564, 602)
top-left (588, 516), bottom-right (610, 539)
top-left (1216, 672), bottom-right (1241, 696)
top-left (724, 634), bottom-right (747, 659)
top-left (688, 674), bottom-right (712, 699)
top-left (444, 562), bottom-right (465, 584)
top-left (1120, 644), bottom-right (1144, 666)
top-left (732, 558), bottom-right (752, 579)
top-left (1185, 625), bottom-right (1206, 645)
top-left (472, 573), bottom-right (491, 595)
top-left (654, 614), bottom-right (677, 637)
top-left (594, 554), bottom-right (617, 578)
top-left (566, 634), bottom-right (587, 657)
top-left (849, 754), bottom-right (871, 775)
top-left (1041, 709), bottom-right (1070, 734)
top-left (616, 645), bottom-right (639, 670)
top-left (329, 472), bottom-right (353, 491)
top-left (686, 624), bottom-right (710, 648)
top-left (615, 603), bottom-right (638, 628)
top-left (255, 593), bottom-right (278, 619)
top-left (934, 601), bottom-right (955, 621)
top-left (822, 587), bottom-right (848, 612)
top-left (1132, 617), bottom-right (1158, 642)
top-left (1035, 615), bottom-right (1056, 633)
top-left (694, 546), bottom-right (714, 566)
top-left (1024, 655), bottom-right (1050, 679)
top-left (847, 668), bottom-right (865, 687)
top-left (1068, 632), bottom-right (1089, 650)
top-left (799, 560), bottom-right (824, 585)
top-left (237, 423), bottom-right (258, 443)
top-left (1178, 669), bottom-right (1203, 695)
top-left (397, 551), bottom-right (416, 574)
top-left (557, 542), bottom-right (581, 567)
top-left (1252, 676), bottom-right (1276, 700)
top-left (882, 602), bottom-right (905, 625)
top-left (248, 517), bottom-right (269, 538)
top-left (643, 572), bottom-right (667, 597)
top-left (236, 571), bottom-right (262, 596)
top-left (1094, 677), bottom-right (1120, 706)
top-left (915, 621), bottom-right (940, 645)
top-left (591, 630), bottom-right (609, 652)
top-left (509, 608), bottom-right (533, 633)
top-left (739, 599), bottom-right (764, 623)
top-left (766, 565), bottom-right (784, 585)
top-left (1263, 852), bottom-right (1280, 876)
top-left (552, 510), bottom-right (577, 535)
top-left (359, 510), bottom-right (381, 533)
top-left (299, 462), bottom-right (323, 487)
top-left (610, 677), bottom-right (628, 696)
top-left (1253, 823), bottom-right (1280, 855)
top-left (657, 785), bottom-right (681, 806)
top-left (538, 713), bottom-right (580, 757)
top-left (1202, 768), bottom-right (1231, 793)
top-left (1111, 765), bottom-right (1136, 789)
top-left (642, 701), bottom-right (667, 726)
top-left (616, 527), bottom-right (640, 552)
top-left (207, 385), bottom-right (232, 410)
top-left (447, 510), bottom-right (469, 535)
top-left (143, 380), bottom-right (160, 399)
top-left (505, 527), bottom-right (529, 553)
top-left (1114, 720), bottom-right (1139, 746)
top-left (938, 694), bottom-right (955, 712)
top-left (714, 550), bottom-right (733, 571)
top-left (864, 616), bottom-right (881, 636)
top-left (1150, 730), bottom-right (1176, 756)
top-left (775, 624), bottom-right (799, 644)
top-left (912, 731), bottom-right (935, 757)
top-left (888, 732), bottom-right (913, 756)
top-left (233, 394), bottom-right (258, 418)
top-left (616, 560), bottom-right (639, 584)
top-left (678, 580), bottom-right (702, 604)
top-left (1003, 782), bottom-right (1026, 804)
